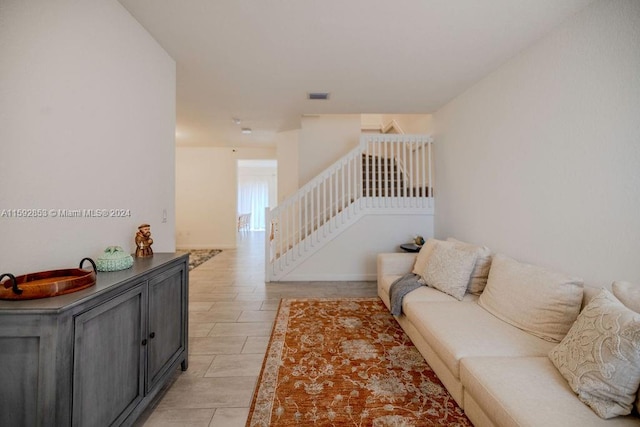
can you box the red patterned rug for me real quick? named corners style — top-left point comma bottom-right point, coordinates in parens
top-left (246, 298), bottom-right (471, 426)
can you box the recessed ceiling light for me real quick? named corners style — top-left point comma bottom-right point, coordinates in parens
top-left (308, 92), bottom-right (330, 100)
top-left (241, 128), bottom-right (252, 134)
top-left (232, 118), bottom-right (241, 125)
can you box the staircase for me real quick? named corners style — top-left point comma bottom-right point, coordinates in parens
top-left (266, 134), bottom-right (434, 281)
top-left (362, 154), bottom-right (432, 197)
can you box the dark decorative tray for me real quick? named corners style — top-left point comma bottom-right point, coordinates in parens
top-left (0, 258), bottom-right (97, 300)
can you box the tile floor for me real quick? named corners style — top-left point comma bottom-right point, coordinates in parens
top-left (136, 231), bottom-right (378, 426)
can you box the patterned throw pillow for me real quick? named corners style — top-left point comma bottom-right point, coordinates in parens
top-left (611, 281), bottom-right (640, 415)
top-left (549, 289), bottom-right (640, 419)
top-left (420, 240), bottom-right (477, 301)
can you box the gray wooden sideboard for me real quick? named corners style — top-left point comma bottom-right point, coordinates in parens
top-left (0, 253), bottom-right (189, 426)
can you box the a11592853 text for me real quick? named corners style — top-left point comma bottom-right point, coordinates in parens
top-left (0, 208), bottom-right (132, 218)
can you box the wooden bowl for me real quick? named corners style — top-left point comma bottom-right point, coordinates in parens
top-left (0, 258), bottom-right (97, 300)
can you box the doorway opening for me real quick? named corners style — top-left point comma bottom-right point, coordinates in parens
top-left (237, 159), bottom-right (277, 231)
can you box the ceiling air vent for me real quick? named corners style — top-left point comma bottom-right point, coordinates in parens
top-left (307, 92), bottom-right (330, 100)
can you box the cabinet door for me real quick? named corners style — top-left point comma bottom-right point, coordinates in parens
top-left (147, 264), bottom-right (186, 391)
top-left (72, 284), bottom-right (147, 427)
top-left (0, 322), bottom-right (56, 427)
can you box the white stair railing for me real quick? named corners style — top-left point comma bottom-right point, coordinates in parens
top-left (266, 134), bottom-right (433, 281)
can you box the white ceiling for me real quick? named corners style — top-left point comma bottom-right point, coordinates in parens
top-left (117, 0), bottom-right (593, 148)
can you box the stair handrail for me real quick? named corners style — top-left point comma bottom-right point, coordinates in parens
top-left (268, 134), bottom-right (433, 237)
top-left (268, 142), bottom-right (364, 257)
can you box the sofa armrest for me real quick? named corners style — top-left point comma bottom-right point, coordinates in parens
top-left (377, 253), bottom-right (417, 279)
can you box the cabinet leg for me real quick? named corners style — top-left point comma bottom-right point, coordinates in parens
top-left (181, 358), bottom-right (188, 371)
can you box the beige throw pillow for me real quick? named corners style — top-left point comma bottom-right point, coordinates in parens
top-left (582, 286), bottom-right (603, 310)
top-left (549, 289), bottom-right (640, 419)
top-left (611, 281), bottom-right (640, 415)
top-left (478, 254), bottom-right (583, 342)
top-left (411, 239), bottom-right (438, 279)
top-left (447, 237), bottom-right (492, 295)
top-left (421, 240), bottom-right (477, 301)
top-left (612, 281), bottom-right (640, 314)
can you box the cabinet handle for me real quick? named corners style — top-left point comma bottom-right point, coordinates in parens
top-left (150, 332), bottom-right (156, 339)
top-left (141, 339), bottom-right (147, 346)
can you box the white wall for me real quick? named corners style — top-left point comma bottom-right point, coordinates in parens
top-left (275, 129), bottom-right (300, 203)
top-left (361, 114), bottom-right (433, 134)
top-left (175, 147), bottom-right (275, 249)
top-left (298, 115), bottom-right (361, 185)
top-left (0, 0), bottom-right (176, 275)
top-left (381, 114), bottom-right (433, 135)
top-left (361, 114), bottom-right (385, 132)
top-left (277, 114), bottom-right (432, 205)
top-left (434, 0), bottom-right (640, 286)
top-left (282, 214), bottom-right (434, 281)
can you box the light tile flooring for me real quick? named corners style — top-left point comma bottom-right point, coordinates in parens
top-left (136, 231), bottom-right (378, 426)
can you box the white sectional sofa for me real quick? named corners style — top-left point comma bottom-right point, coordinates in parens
top-left (377, 243), bottom-right (640, 427)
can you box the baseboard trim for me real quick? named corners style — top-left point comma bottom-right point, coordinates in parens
top-left (276, 273), bottom-right (377, 282)
top-left (176, 244), bottom-right (236, 250)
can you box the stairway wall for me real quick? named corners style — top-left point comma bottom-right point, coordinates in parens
top-left (275, 129), bottom-right (299, 203)
top-left (278, 213), bottom-right (434, 281)
top-left (299, 115), bottom-right (361, 185)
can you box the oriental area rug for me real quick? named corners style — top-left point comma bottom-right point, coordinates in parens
top-left (247, 298), bottom-right (471, 426)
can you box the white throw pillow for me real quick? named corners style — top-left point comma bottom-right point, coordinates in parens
top-left (478, 254), bottom-right (583, 342)
top-left (447, 237), bottom-right (492, 295)
top-left (421, 240), bottom-right (477, 301)
top-left (549, 289), bottom-right (640, 419)
top-left (411, 238), bottom-right (438, 279)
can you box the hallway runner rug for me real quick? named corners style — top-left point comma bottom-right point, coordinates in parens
top-left (246, 298), bottom-right (471, 426)
top-left (176, 249), bottom-right (221, 271)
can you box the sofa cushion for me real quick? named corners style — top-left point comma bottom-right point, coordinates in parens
top-left (461, 357), bottom-right (640, 427)
top-left (377, 253), bottom-right (417, 278)
top-left (478, 254), bottom-right (584, 342)
top-left (379, 274), bottom-right (478, 310)
top-left (549, 289), bottom-right (640, 419)
top-left (403, 301), bottom-right (555, 379)
top-left (421, 240), bottom-right (478, 301)
top-left (447, 237), bottom-right (493, 295)
top-left (404, 286), bottom-right (479, 305)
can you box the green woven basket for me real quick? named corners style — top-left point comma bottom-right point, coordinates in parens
top-left (96, 246), bottom-right (134, 272)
